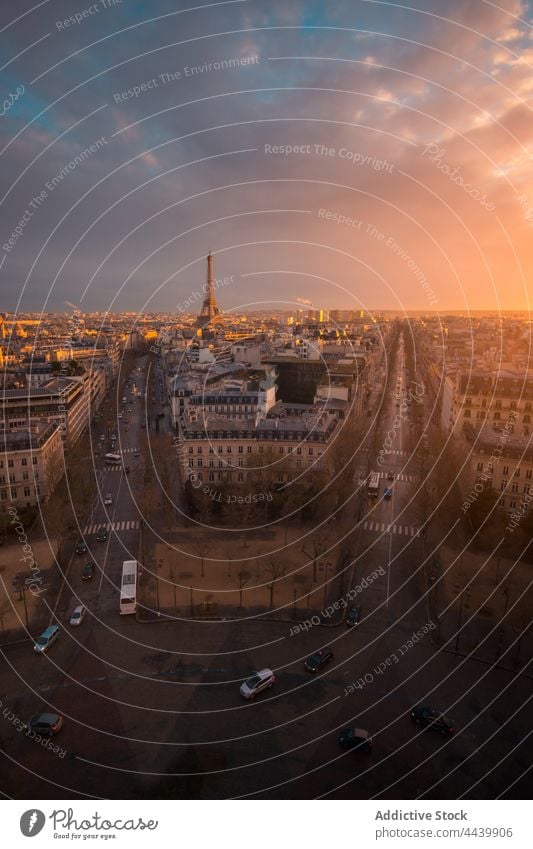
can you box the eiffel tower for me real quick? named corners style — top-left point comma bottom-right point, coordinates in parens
top-left (196, 251), bottom-right (222, 330)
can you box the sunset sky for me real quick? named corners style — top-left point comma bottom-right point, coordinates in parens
top-left (1, 0), bottom-right (532, 314)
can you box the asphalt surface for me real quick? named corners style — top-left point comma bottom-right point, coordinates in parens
top-left (0, 343), bottom-right (531, 800)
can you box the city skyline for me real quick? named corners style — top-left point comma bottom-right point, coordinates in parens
top-left (1, 1), bottom-right (532, 313)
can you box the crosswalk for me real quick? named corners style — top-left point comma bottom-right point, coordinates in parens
top-left (379, 472), bottom-right (417, 482)
top-left (82, 520), bottom-right (140, 535)
top-left (362, 520), bottom-right (419, 537)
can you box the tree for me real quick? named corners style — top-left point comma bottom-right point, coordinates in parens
top-left (264, 557), bottom-right (286, 608)
top-left (192, 540), bottom-right (211, 578)
top-left (236, 569), bottom-right (251, 609)
top-left (301, 529), bottom-right (331, 582)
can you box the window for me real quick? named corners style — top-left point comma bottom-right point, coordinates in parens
top-left (500, 481), bottom-right (507, 491)
top-left (197, 460), bottom-right (203, 468)
top-left (514, 468), bottom-right (520, 477)
top-left (493, 412), bottom-right (501, 420)
top-left (523, 484), bottom-right (530, 495)
top-left (238, 446), bottom-right (243, 454)
top-left (21, 458), bottom-right (28, 466)
top-left (10, 488), bottom-right (17, 498)
top-left (527, 469), bottom-right (532, 479)
top-left (477, 462), bottom-right (483, 471)
top-left (464, 410), bottom-right (471, 418)
top-left (247, 446), bottom-right (252, 453)
top-left (8, 459), bottom-right (14, 468)
top-left (22, 471), bottom-right (29, 481)
top-left (188, 447), bottom-right (193, 454)
top-left (503, 466), bottom-right (509, 476)
top-left (524, 415), bottom-right (531, 424)
top-left (511, 483), bottom-right (518, 493)
top-left (238, 458), bottom-right (243, 467)
top-left (238, 473), bottom-right (244, 481)
top-left (24, 487), bottom-right (30, 497)
top-left (209, 472), bottom-right (214, 481)
top-left (218, 446), bottom-right (223, 454)
top-left (510, 500), bottom-right (516, 509)
top-left (499, 497), bottom-right (505, 507)
top-left (297, 447), bottom-right (302, 454)
top-left (197, 447), bottom-right (202, 454)
top-left (227, 446), bottom-right (232, 453)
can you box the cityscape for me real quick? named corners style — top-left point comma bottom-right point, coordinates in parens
top-left (0, 0), bottom-right (531, 833)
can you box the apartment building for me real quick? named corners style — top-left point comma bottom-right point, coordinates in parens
top-left (464, 425), bottom-right (533, 514)
top-left (0, 376), bottom-right (89, 445)
top-left (441, 369), bottom-right (533, 439)
top-left (0, 421), bottom-right (64, 512)
top-left (180, 401), bottom-right (341, 487)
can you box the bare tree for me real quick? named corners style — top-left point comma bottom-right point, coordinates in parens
top-left (301, 531), bottom-right (330, 583)
top-left (192, 540), bottom-right (211, 578)
top-left (236, 569), bottom-right (251, 609)
top-left (264, 557), bottom-right (286, 608)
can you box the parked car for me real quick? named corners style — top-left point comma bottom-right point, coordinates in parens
top-left (410, 705), bottom-right (455, 736)
top-left (387, 471), bottom-right (394, 480)
top-left (104, 493), bottom-right (112, 506)
top-left (75, 541), bottom-right (87, 555)
top-left (240, 668), bottom-right (276, 699)
top-left (33, 624), bottom-right (60, 654)
top-left (69, 605), bottom-right (86, 626)
top-left (82, 562), bottom-right (95, 581)
top-left (339, 727), bottom-right (372, 752)
top-left (133, 451), bottom-right (140, 458)
top-left (305, 648), bottom-right (334, 672)
top-left (96, 529), bottom-right (108, 542)
top-left (384, 487), bottom-right (393, 499)
top-left (26, 713), bottom-right (63, 736)
top-left (346, 605), bottom-right (361, 627)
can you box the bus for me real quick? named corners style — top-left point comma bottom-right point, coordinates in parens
top-left (368, 471), bottom-right (380, 497)
top-left (104, 453), bottom-right (122, 465)
top-left (120, 560), bottom-right (137, 615)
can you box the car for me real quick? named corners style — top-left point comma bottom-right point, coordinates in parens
top-left (387, 471), bottom-right (394, 480)
top-left (104, 493), bottom-right (112, 505)
top-left (122, 397), bottom-right (127, 403)
top-left (33, 624), bottom-right (60, 654)
top-left (26, 713), bottom-right (63, 736)
top-left (305, 648), bottom-right (334, 672)
top-left (69, 605), bottom-right (86, 626)
top-left (384, 487), bottom-right (393, 499)
top-left (118, 413), bottom-right (123, 419)
top-left (346, 605), bottom-right (361, 627)
top-left (96, 529), bottom-right (108, 542)
top-left (82, 562), bottom-right (95, 581)
top-left (123, 466), bottom-right (130, 474)
top-left (133, 451), bottom-right (140, 458)
top-left (75, 541), bottom-right (87, 555)
top-left (240, 668), bottom-right (276, 699)
top-left (339, 727), bottom-right (372, 752)
top-left (410, 705), bottom-right (455, 736)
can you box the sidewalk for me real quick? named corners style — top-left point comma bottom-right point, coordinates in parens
top-left (428, 544), bottom-right (532, 670)
top-left (0, 536), bottom-right (59, 639)
top-left (137, 524), bottom-right (342, 620)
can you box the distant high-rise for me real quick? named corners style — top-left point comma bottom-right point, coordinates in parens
top-left (196, 252), bottom-right (222, 330)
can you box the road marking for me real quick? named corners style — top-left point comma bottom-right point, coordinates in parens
top-left (363, 520), bottom-right (419, 539)
top-left (83, 519), bottom-right (140, 534)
